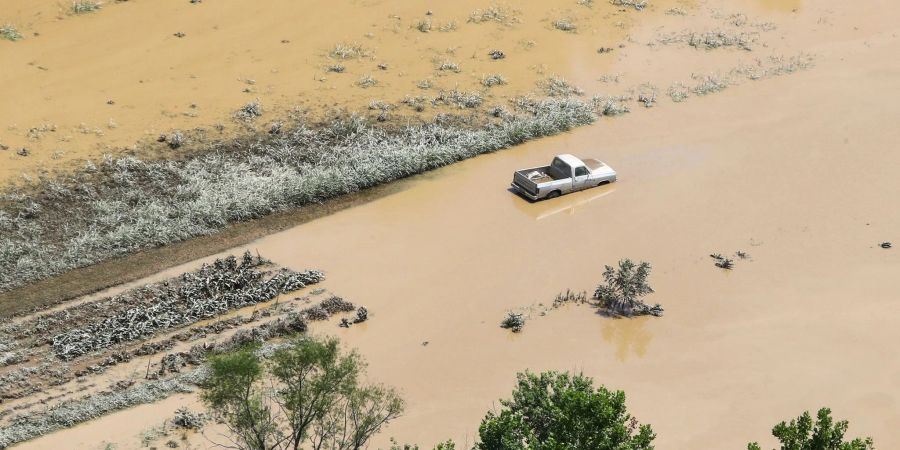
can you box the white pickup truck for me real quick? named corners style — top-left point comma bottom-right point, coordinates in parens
top-left (511, 154), bottom-right (617, 201)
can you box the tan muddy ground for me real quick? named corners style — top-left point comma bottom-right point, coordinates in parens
top-left (5, 0), bottom-right (900, 449)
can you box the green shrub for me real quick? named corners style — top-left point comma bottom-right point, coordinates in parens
top-left (748, 408), bottom-right (874, 450)
top-left (477, 371), bottom-right (655, 449)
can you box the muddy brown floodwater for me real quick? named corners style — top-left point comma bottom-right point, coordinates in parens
top-left (10, 1), bottom-right (900, 449)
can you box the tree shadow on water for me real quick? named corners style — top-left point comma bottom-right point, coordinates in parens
top-left (600, 315), bottom-right (653, 362)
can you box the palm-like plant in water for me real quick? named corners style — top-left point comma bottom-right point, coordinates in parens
top-left (593, 259), bottom-right (654, 316)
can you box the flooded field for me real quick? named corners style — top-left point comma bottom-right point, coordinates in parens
top-left (2, 0), bottom-right (900, 449)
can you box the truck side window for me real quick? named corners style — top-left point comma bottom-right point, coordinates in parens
top-left (575, 167), bottom-right (589, 177)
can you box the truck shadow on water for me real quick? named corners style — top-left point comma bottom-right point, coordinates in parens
top-left (508, 184), bottom-right (617, 221)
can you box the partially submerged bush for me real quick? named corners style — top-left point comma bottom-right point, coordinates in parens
top-left (635, 83), bottom-right (658, 107)
top-left (172, 407), bottom-right (206, 430)
top-left (552, 19), bottom-right (577, 32)
top-left (610, 0), bottom-right (648, 11)
top-left (500, 311), bottom-right (525, 332)
top-left (667, 82), bottom-right (690, 102)
top-left (592, 95), bottom-right (631, 116)
top-left (1, 24), bottom-right (22, 42)
top-left (357, 74), bottom-right (378, 88)
top-left (432, 89), bottom-right (483, 109)
top-left (414, 19), bottom-right (432, 33)
top-left (748, 408), bottom-right (874, 450)
top-left (436, 60), bottom-right (461, 73)
top-left (540, 77), bottom-right (584, 97)
top-left (481, 74), bottom-right (508, 87)
top-left (329, 42), bottom-right (371, 59)
top-left (234, 99), bottom-right (263, 121)
top-left (593, 259), bottom-right (662, 317)
top-left (688, 30), bottom-right (758, 51)
top-left (71, 0), bottom-right (102, 14)
top-left (468, 5), bottom-right (519, 25)
top-left (167, 130), bottom-right (185, 149)
top-left (692, 73), bottom-right (730, 95)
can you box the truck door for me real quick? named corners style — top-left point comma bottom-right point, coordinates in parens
top-left (573, 166), bottom-right (591, 191)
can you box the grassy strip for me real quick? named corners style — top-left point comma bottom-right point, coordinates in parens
top-left (0, 369), bottom-right (204, 449)
top-left (0, 96), bottom-right (598, 293)
top-left (50, 253), bottom-right (323, 360)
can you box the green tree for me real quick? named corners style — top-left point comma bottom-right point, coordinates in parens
top-left (748, 408), bottom-right (874, 450)
top-left (388, 439), bottom-right (456, 450)
top-left (202, 336), bottom-right (403, 450)
top-left (593, 259), bottom-right (660, 317)
top-left (476, 371), bottom-right (655, 450)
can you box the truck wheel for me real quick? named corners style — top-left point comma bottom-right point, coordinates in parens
top-left (546, 190), bottom-right (561, 199)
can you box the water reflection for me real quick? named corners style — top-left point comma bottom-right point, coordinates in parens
top-left (601, 316), bottom-right (653, 362)
top-left (509, 185), bottom-right (617, 221)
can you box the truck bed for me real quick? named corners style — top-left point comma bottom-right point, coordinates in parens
top-left (515, 165), bottom-right (559, 185)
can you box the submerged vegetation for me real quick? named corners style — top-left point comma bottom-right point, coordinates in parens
top-left (594, 259), bottom-right (662, 317)
top-left (610, 0), bottom-right (648, 11)
top-left (0, 96), bottom-right (601, 292)
top-left (0, 24), bottom-right (22, 42)
top-left (71, 0), bottom-right (102, 14)
top-left (51, 252), bottom-right (323, 360)
top-left (500, 311), bottom-right (526, 332)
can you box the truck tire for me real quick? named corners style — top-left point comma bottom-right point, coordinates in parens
top-left (546, 190), bottom-right (561, 199)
